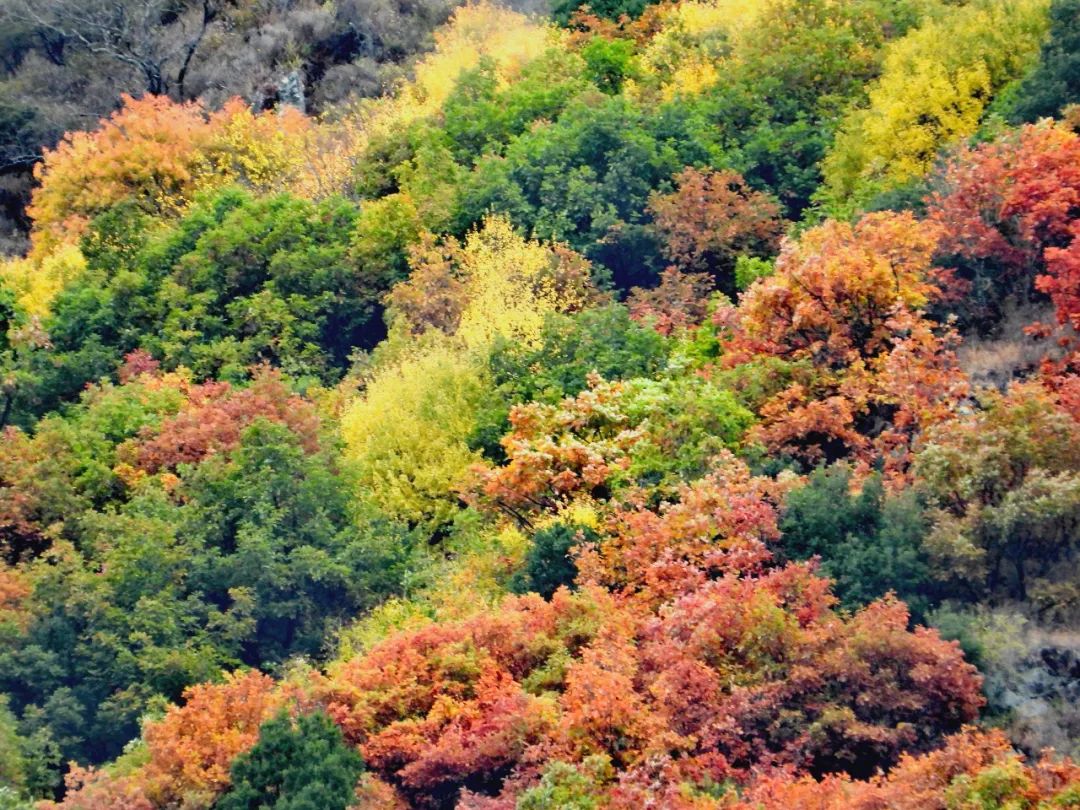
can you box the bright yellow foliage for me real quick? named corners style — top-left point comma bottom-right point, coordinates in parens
top-left (636, 0), bottom-right (763, 99)
top-left (822, 0), bottom-right (1050, 209)
top-left (387, 215), bottom-right (595, 348)
top-left (198, 101), bottom-right (314, 196)
top-left (0, 244), bottom-right (87, 317)
top-left (455, 216), bottom-right (586, 350)
top-left (356, 3), bottom-right (558, 143)
top-left (200, 101), bottom-right (363, 201)
top-left (341, 338), bottom-right (486, 528)
top-left (342, 215), bottom-right (592, 530)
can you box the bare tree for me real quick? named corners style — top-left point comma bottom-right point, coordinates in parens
top-left (0, 0), bottom-right (225, 98)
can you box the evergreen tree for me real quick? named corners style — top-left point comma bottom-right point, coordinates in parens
top-left (215, 710), bottom-right (363, 810)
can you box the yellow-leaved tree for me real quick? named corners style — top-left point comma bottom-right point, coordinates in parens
top-left (821, 0), bottom-right (1050, 211)
top-left (387, 215), bottom-right (597, 349)
top-left (342, 216), bottom-right (597, 529)
top-left (354, 2), bottom-right (559, 144)
top-left (0, 244), bottom-right (86, 318)
top-left (341, 337), bottom-right (487, 529)
top-left (635, 0), bottom-right (765, 100)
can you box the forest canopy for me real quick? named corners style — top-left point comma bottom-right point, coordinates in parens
top-left (1, 0), bottom-right (1080, 807)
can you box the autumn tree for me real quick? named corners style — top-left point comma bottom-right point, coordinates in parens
top-left (730, 212), bottom-right (966, 476)
top-left (316, 570), bottom-right (981, 807)
top-left (822, 0), bottom-right (1050, 210)
top-left (139, 671), bottom-right (287, 807)
top-left (473, 374), bottom-right (754, 521)
top-left (732, 728), bottom-right (1080, 810)
top-left (27, 95), bottom-right (218, 250)
top-left (626, 267), bottom-right (716, 335)
top-left (928, 119), bottom-right (1080, 335)
top-left (915, 381), bottom-right (1080, 620)
top-left (1010, 0), bottom-right (1080, 122)
top-left (647, 168), bottom-right (785, 294)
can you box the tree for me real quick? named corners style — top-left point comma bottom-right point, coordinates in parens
top-left (626, 267), bottom-right (715, 335)
top-left (456, 92), bottom-right (719, 291)
top-left (26, 94), bottom-right (219, 250)
top-left (386, 216), bottom-right (598, 349)
top-left (471, 304), bottom-right (669, 460)
top-left (732, 728), bottom-right (1080, 810)
top-left (822, 0), bottom-right (1050, 210)
top-left (510, 523), bottom-right (598, 599)
top-left (149, 189), bottom-right (376, 380)
top-left (647, 168), bottom-right (785, 294)
top-left (1011, 0), bottom-right (1080, 122)
top-left (915, 381), bottom-right (1080, 620)
top-left (139, 671), bottom-right (286, 806)
top-left (317, 568), bottom-right (981, 807)
top-left (780, 465), bottom-right (934, 616)
top-left (342, 339), bottom-right (487, 529)
top-left (730, 212), bottom-right (966, 476)
top-left (2, 0), bottom-right (226, 98)
top-left (215, 710), bottom-right (363, 810)
top-left (121, 369), bottom-right (320, 475)
top-left (473, 374), bottom-right (754, 521)
top-left (928, 119), bottom-right (1080, 337)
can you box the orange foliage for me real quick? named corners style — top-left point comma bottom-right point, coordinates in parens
top-left (929, 121), bottom-right (1080, 369)
top-left (27, 94), bottom-right (335, 254)
top-left (729, 212), bottom-right (967, 477)
top-left (0, 564), bottom-right (30, 630)
top-left (566, 2), bottom-right (676, 46)
top-left (472, 376), bottom-right (644, 518)
top-left (733, 728), bottom-right (1080, 809)
top-left (648, 168), bottom-right (785, 286)
top-left (47, 670), bottom-right (286, 810)
top-left (576, 458), bottom-right (780, 603)
top-left (140, 670), bottom-right (286, 806)
top-left (29, 94), bottom-right (217, 251)
top-left (318, 588), bottom-right (604, 804)
top-left (317, 539), bottom-right (981, 807)
top-left (930, 121), bottom-right (1080, 287)
top-left (38, 766), bottom-right (154, 810)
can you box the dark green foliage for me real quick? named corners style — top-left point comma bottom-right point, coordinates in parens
top-left (181, 419), bottom-right (415, 663)
top-left (491, 305), bottom-right (670, 403)
top-left (150, 190), bottom-right (375, 383)
top-left (511, 523), bottom-right (598, 599)
top-left (0, 418), bottom-right (414, 767)
top-left (1011, 0), bottom-right (1080, 122)
top-left (780, 465), bottom-right (935, 617)
top-left (457, 93), bottom-right (722, 290)
top-left (8, 187), bottom-right (406, 423)
top-left (215, 710), bottom-right (363, 810)
top-left (440, 51), bottom-right (590, 163)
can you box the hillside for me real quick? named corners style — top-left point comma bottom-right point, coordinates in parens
top-left (1, 0), bottom-right (1080, 807)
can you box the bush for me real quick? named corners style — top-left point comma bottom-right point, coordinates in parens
top-left (511, 523), bottom-right (599, 598)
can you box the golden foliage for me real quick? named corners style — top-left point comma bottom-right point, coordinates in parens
top-left (0, 243), bottom-right (86, 317)
top-left (822, 0), bottom-right (1050, 208)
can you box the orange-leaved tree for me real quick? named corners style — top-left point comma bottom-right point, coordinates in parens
top-left (728, 211), bottom-right (967, 479)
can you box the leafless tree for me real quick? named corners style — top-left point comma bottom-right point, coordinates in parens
top-left (0, 0), bottom-right (225, 98)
